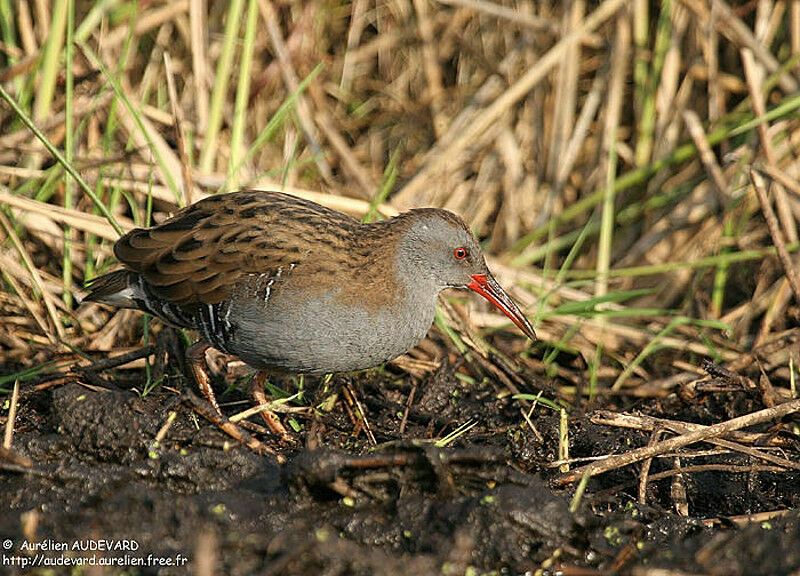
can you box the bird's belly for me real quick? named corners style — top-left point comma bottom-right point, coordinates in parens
top-left (222, 294), bottom-right (436, 374)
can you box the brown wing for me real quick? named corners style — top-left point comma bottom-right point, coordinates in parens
top-left (113, 190), bottom-right (359, 305)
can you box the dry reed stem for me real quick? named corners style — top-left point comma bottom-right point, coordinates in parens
top-left (436, 0), bottom-right (555, 30)
top-left (103, 0), bottom-right (191, 49)
top-left (394, 0), bottom-right (627, 208)
top-left (189, 0), bottom-right (209, 135)
top-left (313, 107), bottom-right (376, 198)
top-left (339, 0), bottom-right (369, 95)
top-left (1, 0), bottom-right (799, 399)
top-left (413, 0), bottom-right (447, 138)
top-left (751, 169), bottom-right (800, 305)
top-left (760, 163), bottom-right (800, 200)
top-left (681, 110), bottom-right (728, 200)
top-left (0, 254), bottom-right (53, 337)
top-left (257, 0), bottom-right (333, 184)
top-left (0, 188), bottom-right (132, 240)
top-left (164, 52), bottom-right (196, 205)
top-left (680, 0), bottom-right (797, 93)
top-left (546, 0), bottom-right (582, 183)
top-left (741, 49), bottom-right (797, 244)
top-left (0, 210), bottom-right (65, 341)
top-left (107, 75), bottom-right (185, 196)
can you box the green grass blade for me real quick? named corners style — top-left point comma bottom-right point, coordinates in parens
top-left (612, 317), bottom-right (688, 390)
top-left (199, 0), bottom-right (246, 173)
top-left (77, 41), bottom-right (182, 203)
top-left (223, 64), bottom-right (323, 192)
top-left (363, 146), bottom-right (401, 223)
top-left (516, 92), bottom-right (800, 250)
top-left (33, 0), bottom-right (68, 123)
top-left (560, 242), bottom-right (799, 280)
top-left (634, 0), bottom-right (670, 166)
top-left (62, 0), bottom-right (75, 308)
top-left (74, 0), bottom-right (121, 43)
top-left (0, 84), bottom-right (124, 236)
top-left (227, 0), bottom-right (259, 190)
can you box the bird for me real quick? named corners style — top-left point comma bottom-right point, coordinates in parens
top-left (84, 190), bottom-right (536, 451)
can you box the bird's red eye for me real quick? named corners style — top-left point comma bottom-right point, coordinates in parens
top-left (454, 247), bottom-right (468, 260)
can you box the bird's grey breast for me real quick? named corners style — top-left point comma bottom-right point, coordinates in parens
top-left (223, 279), bottom-right (437, 374)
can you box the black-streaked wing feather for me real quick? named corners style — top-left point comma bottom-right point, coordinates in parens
top-left (113, 191), bottom-right (359, 306)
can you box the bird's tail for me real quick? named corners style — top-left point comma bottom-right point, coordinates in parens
top-left (82, 270), bottom-right (143, 309)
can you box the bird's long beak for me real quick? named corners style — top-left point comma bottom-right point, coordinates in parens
top-left (467, 273), bottom-right (536, 341)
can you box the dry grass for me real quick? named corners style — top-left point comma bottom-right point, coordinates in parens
top-left (1, 0), bottom-right (800, 404)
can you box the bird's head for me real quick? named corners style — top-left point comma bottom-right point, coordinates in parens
top-left (396, 209), bottom-right (536, 341)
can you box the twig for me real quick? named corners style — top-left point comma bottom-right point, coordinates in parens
top-left (595, 464), bottom-right (789, 500)
top-left (154, 411), bottom-right (177, 443)
top-left (519, 406), bottom-right (544, 442)
top-left (76, 345), bottom-right (157, 374)
top-left (557, 398), bottom-right (800, 484)
top-left (0, 446), bottom-right (33, 468)
top-left (638, 428), bottom-right (664, 505)
top-left (399, 380), bottom-right (417, 435)
top-left (3, 381), bottom-right (20, 449)
top-left (671, 457), bottom-right (689, 516)
top-left (702, 508), bottom-right (795, 527)
top-left (343, 381), bottom-right (376, 446)
top-left (591, 409), bottom-right (800, 470)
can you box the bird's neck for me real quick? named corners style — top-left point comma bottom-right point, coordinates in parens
top-left (392, 216), bottom-right (442, 292)
top-left (318, 216), bottom-right (439, 315)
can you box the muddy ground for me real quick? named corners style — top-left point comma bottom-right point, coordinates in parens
top-left (1, 331), bottom-right (800, 576)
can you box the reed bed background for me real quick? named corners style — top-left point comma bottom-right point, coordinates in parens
top-left (1, 0), bottom-right (799, 404)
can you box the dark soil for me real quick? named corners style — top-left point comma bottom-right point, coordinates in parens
top-left (2, 339), bottom-right (800, 575)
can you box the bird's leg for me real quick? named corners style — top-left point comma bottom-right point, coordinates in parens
top-left (249, 371), bottom-right (292, 442)
top-left (184, 341), bottom-right (278, 457)
top-left (185, 341), bottom-right (221, 413)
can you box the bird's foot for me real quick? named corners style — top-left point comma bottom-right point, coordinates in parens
top-left (185, 342), bottom-right (284, 460)
top-left (250, 371), bottom-right (294, 444)
top-left (184, 388), bottom-right (283, 461)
